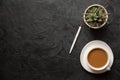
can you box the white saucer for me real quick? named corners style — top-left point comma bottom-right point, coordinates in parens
top-left (80, 40), bottom-right (114, 74)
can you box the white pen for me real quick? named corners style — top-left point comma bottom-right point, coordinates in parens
top-left (69, 26), bottom-right (82, 54)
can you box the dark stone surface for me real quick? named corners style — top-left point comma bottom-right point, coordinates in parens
top-left (0, 0), bottom-right (120, 80)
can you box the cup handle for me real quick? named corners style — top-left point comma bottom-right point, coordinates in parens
top-left (106, 67), bottom-right (111, 71)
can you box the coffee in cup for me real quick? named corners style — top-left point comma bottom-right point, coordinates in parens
top-left (87, 48), bottom-right (110, 71)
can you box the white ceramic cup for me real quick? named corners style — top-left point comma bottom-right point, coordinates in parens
top-left (87, 48), bottom-right (111, 71)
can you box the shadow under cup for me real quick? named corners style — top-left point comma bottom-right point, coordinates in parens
top-left (87, 48), bottom-right (110, 71)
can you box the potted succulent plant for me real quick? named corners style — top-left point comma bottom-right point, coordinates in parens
top-left (83, 4), bottom-right (108, 29)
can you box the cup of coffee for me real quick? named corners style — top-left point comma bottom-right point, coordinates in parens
top-left (87, 48), bottom-right (110, 71)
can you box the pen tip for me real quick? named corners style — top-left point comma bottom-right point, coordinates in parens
top-left (69, 50), bottom-right (71, 54)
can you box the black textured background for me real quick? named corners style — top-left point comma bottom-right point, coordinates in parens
top-left (0, 0), bottom-right (120, 80)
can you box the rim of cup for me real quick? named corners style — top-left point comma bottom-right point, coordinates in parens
top-left (87, 48), bottom-right (110, 71)
top-left (83, 4), bottom-right (108, 29)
